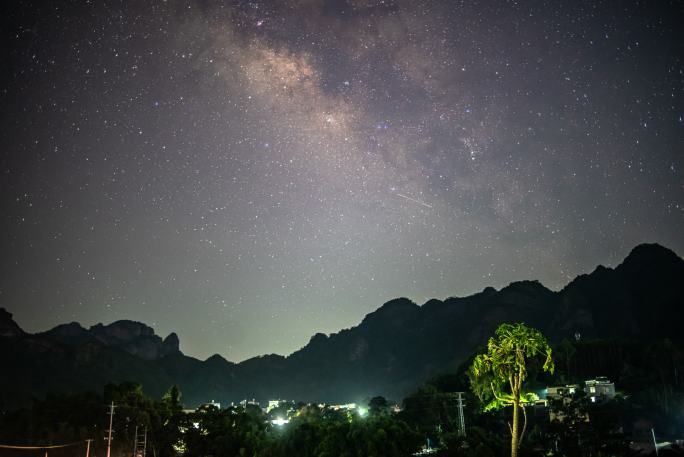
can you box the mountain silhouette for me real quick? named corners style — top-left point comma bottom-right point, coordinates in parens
top-left (1, 243), bottom-right (682, 409)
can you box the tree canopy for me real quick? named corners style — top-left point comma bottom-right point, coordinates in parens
top-left (471, 323), bottom-right (554, 457)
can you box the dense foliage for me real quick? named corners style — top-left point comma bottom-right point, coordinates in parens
top-left (0, 383), bottom-right (421, 457)
top-left (3, 333), bottom-right (684, 456)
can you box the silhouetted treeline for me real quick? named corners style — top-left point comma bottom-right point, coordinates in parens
top-left (0, 383), bottom-right (421, 457)
top-left (3, 336), bottom-right (684, 456)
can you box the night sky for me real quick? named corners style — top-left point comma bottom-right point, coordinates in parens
top-left (1, 0), bottom-right (682, 362)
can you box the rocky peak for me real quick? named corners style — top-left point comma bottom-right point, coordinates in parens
top-left (205, 353), bottom-right (228, 363)
top-left (617, 243), bottom-right (683, 278)
top-left (623, 242), bottom-right (679, 262)
top-left (41, 322), bottom-right (91, 345)
top-left (51, 322), bottom-right (87, 335)
top-left (360, 297), bottom-right (420, 330)
top-left (84, 320), bottom-right (182, 360)
top-left (308, 332), bottom-right (328, 345)
top-left (162, 332), bottom-right (180, 355)
top-left (0, 308), bottom-right (25, 338)
top-left (90, 320), bottom-right (155, 342)
top-left (421, 298), bottom-right (444, 310)
top-left (496, 280), bottom-right (553, 305)
top-left (204, 353), bottom-right (233, 368)
top-left (364, 298), bottom-right (418, 318)
top-left (481, 286), bottom-right (498, 295)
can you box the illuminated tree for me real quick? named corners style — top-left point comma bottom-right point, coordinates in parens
top-left (471, 323), bottom-right (554, 457)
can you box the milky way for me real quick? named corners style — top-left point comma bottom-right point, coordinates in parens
top-left (2, 0), bottom-right (683, 361)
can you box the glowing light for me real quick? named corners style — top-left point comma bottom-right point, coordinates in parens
top-left (271, 417), bottom-right (289, 426)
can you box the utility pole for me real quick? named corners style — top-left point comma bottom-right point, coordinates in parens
top-left (454, 392), bottom-right (466, 437)
top-left (142, 427), bottom-right (147, 457)
top-left (133, 425), bottom-right (148, 457)
top-left (105, 402), bottom-right (116, 457)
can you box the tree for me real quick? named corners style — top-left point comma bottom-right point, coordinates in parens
top-left (554, 339), bottom-right (577, 383)
top-left (470, 323), bottom-right (554, 457)
top-left (546, 391), bottom-right (632, 457)
top-left (369, 396), bottom-right (390, 417)
top-left (161, 385), bottom-right (182, 415)
top-left (158, 385), bottom-right (185, 457)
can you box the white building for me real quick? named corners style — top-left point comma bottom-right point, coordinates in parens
top-left (267, 399), bottom-right (289, 413)
top-left (546, 377), bottom-right (616, 422)
top-left (546, 377), bottom-right (615, 403)
top-left (584, 377), bottom-right (615, 403)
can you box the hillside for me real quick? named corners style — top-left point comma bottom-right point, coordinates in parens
top-left (1, 243), bottom-right (682, 410)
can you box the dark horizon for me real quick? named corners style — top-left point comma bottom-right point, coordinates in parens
top-left (3, 241), bottom-right (681, 365)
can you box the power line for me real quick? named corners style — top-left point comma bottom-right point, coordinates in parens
top-left (0, 441), bottom-right (85, 450)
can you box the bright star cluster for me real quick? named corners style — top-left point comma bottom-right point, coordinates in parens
top-left (1, 0), bottom-right (682, 361)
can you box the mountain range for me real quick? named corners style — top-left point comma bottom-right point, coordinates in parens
top-left (1, 243), bottom-right (682, 410)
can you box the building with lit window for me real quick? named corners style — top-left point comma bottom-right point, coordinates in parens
top-left (546, 377), bottom-right (615, 403)
top-left (546, 384), bottom-right (579, 399)
top-left (584, 377), bottom-right (615, 403)
top-left (545, 377), bottom-right (616, 422)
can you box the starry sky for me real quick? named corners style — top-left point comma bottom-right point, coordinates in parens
top-left (1, 0), bottom-right (683, 362)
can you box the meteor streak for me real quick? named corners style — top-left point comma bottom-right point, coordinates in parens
top-left (395, 193), bottom-right (433, 209)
